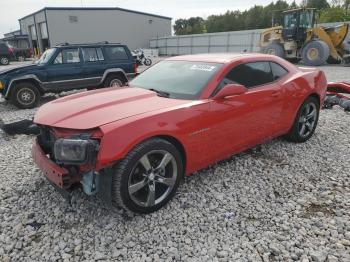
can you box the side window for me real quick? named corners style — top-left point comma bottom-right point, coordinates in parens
top-left (53, 49), bottom-right (80, 64)
top-left (270, 62), bottom-right (288, 80)
top-left (222, 62), bottom-right (273, 88)
top-left (105, 46), bottom-right (129, 60)
top-left (82, 47), bottom-right (104, 62)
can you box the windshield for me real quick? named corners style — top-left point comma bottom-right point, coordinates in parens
top-left (130, 60), bottom-right (222, 99)
top-left (300, 10), bottom-right (314, 28)
top-left (35, 48), bottom-right (56, 64)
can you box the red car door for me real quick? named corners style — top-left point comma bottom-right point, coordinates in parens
top-left (205, 61), bottom-right (285, 160)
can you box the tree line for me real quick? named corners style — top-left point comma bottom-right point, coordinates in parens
top-left (173, 0), bottom-right (350, 35)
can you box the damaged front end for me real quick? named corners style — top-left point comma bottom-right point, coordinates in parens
top-left (32, 126), bottom-right (113, 204)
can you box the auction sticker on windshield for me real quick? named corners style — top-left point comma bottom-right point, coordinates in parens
top-left (190, 64), bottom-right (217, 72)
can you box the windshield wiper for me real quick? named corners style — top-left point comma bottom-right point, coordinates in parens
top-left (149, 88), bottom-right (170, 98)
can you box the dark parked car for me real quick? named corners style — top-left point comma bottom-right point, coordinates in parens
top-left (0, 42), bottom-right (137, 109)
top-left (13, 48), bottom-right (32, 60)
top-left (0, 42), bottom-right (16, 65)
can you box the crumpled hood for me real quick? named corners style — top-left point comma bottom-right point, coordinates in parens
top-left (34, 87), bottom-right (190, 129)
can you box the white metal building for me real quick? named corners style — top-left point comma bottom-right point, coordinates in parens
top-left (18, 7), bottom-right (172, 52)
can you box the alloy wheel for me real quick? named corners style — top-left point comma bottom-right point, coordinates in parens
top-left (0, 57), bottom-right (9, 65)
top-left (109, 79), bottom-right (123, 87)
top-left (128, 150), bottom-right (178, 207)
top-left (298, 102), bottom-right (317, 138)
top-left (17, 87), bottom-right (35, 106)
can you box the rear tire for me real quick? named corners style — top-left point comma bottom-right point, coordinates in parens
top-left (112, 138), bottom-right (183, 214)
top-left (0, 56), bottom-right (9, 65)
top-left (10, 82), bottom-right (40, 109)
top-left (301, 41), bottom-right (329, 66)
top-left (104, 75), bottom-right (126, 88)
top-left (262, 43), bottom-right (285, 58)
top-left (284, 96), bottom-right (320, 143)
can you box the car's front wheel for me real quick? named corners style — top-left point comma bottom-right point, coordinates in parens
top-left (285, 96), bottom-right (320, 143)
top-left (112, 138), bottom-right (183, 214)
top-left (10, 82), bottom-right (40, 109)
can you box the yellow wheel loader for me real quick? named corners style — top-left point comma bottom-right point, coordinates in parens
top-left (260, 8), bottom-right (350, 66)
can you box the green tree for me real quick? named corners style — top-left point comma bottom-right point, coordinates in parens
top-left (290, 1), bottom-right (299, 9)
top-left (306, 0), bottom-right (330, 9)
top-left (173, 17), bottom-right (205, 35)
top-left (319, 6), bottom-right (350, 21)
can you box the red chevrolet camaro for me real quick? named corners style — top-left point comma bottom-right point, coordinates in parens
top-left (32, 53), bottom-right (327, 214)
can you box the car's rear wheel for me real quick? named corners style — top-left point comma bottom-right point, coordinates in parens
top-left (143, 58), bottom-right (152, 66)
top-left (0, 56), bottom-right (9, 65)
top-left (10, 82), bottom-right (40, 109)
top-left (284, 96), bottom-right (320, 143)
top-left (112, 138), bottom-right (183, 214)
top-left (104, 75), bottom-right (126, 88)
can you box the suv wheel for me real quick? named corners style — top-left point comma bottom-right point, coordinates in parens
top-left (0, 56), bottom-right (9, 65)
top-left (104, 75), bottom-right (125, 88)
top-left (112, 138), bottom-right (183, 214)
top-left (11, 82), bottom-right (40, 109)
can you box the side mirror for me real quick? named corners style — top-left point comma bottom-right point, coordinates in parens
top-left (213, 83), bottom-right (247, 99)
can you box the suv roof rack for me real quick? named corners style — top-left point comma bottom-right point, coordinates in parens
top-left (55, 41), bottom-right (122, 47)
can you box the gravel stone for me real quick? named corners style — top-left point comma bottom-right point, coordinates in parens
top-left (0, 65), bottom-right (349, 260)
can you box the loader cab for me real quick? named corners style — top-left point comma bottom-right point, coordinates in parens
top-left (281, 8), bottom-right (316, 43)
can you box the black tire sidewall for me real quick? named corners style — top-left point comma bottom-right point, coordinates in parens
top-left (287, 96), bottom-right (320, 143)
top-left (113, 139), bottom-right (183, 214)
top-left (263, 43), bottom-right (285, 58)
top-left (11, 82), bottom-right (40, 109)
top-left (302, 41), bottom-right (330, 66)
top-left (144, 58), bottom-right (152, 66)
top-left (104, 76), bottom-right (124, 88)
top-left (0, 56), bottom-right (9, 65)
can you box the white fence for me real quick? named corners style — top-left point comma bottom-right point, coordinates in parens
top-left (150, 21), bottom-right (350, 56)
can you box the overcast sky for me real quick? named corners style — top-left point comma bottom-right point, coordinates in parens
top-left (0, 0), bottom-right (290, 36)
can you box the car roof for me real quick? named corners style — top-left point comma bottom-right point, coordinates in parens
top-left (54, 42), bottom-right (124, 48)
top-left (165, 53), bottom-right (276, 64)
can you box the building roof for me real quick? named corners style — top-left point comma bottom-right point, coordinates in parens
top-left (19, 7), bottom-right (172, 21)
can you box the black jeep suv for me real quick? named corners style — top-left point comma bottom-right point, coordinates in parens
top-left (0, 42), bottom-right (137, 109)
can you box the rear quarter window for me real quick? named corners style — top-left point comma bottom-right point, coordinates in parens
top-left (270, 62), bottom-right (289, 80)
top-left (105, 46), bottom-right (129, 60)
top-left (224, 61), bottom-right (273, 88)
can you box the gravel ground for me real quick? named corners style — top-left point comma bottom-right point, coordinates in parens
top-left (0, 63), bottom-right (349, 261)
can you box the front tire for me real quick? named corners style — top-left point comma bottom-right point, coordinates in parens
top-left (0, 56), bottom-right (9, 65)
top-left (284, 96), bottom-right (320, 143)
top-left (301, 41), bottom-right (329, 66)
top-left (112, 138), bottom-right (183, 214)
top-left (10, 82), bottom-right (40, 109)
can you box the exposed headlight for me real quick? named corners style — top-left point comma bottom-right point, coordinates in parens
top-left (0, 81), bottom-right (4, 90)
top-left (53, 138), bottom-right (99, 164)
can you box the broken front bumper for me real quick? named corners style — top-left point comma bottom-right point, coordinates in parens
top-left (32, 138), bottom-right (113, 204)
top-left (32, 138), bottom-right (71, 189)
